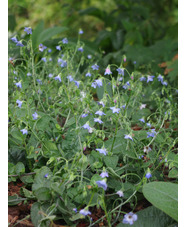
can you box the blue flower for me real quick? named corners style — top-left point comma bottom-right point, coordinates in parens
top-left (140, 104), bottom-right (146, 110)
top-left (48, 48), bottom-right (52, 53)
top-left (94, 118), bottom-right (103, 124)
top-left (49, 58), bottom-right (52, 61)
top-left (44, 173), bottom-right (49, 178)
top-left (56, 45), bottom-right (61, 51)
top-left (122, 105), bottom-right (126, 109)
top-left (27, 72), bottom-right (32, 76)
top-left (55, 75), bottom-right (61, 82)
top-left (104, 67), bottom-right (112, 75)
top-left (48, 73), bottom-right (53, 78)
top-left (116, 190), bottom-right (124, 197)
top-left (62, 38), bottom-right (68, 44)
top-left (124, 134), bottom-right (133, 141)
top-left (82, 113), bottom-right (88, 118)
top-left (60, 60), bottom-right (67, 68)
top-left (79, 209), bottom-right (91, 216)
top-left (100, 171), bottom-right (109, 178)
top-left (146, 123), bottom-right (151, 127)
top-left (91, 82), bottom-right (97, 88)
top-left (95, 110), bottom-right (106, 116)
top-left (24, 27), bottom-right (32, 34)
top-left (37, 79), bottom-right (42, 85)
top-left (139, 118), bottom-right (145, 123)
top-left (78, 47), bottom-right (84, 52)
top-left (96, 148), bottom-right (108, 155)
top-left (95, 79), bottom-right (103, 87)
top-left (79, 29), bottom-right (83, 34)
top-left (32, 112), bottom-right (38, 120)
top-left (20, 129), bottom-right (28, 135)
top-left (147, 129), bottom-right (157, 138)
top-left (140, 76), bottom-right (146, 81)
top-left (161, 81), bottom-right (168, 86)
top-left (147, 75), bottom-right (155, 83)
top-left (87, 55), bottom-right (92, 59)
top-left (67, 75), bottom-right (74, 82)
top-left (123, 81), bottom-right (130, 89)
top-left (118, 77), bottom-right (123, 81)
top-left (91, 64), bottom-right (99, 70)
top-left (16, 100), bottom-right (23, 108)
top-left (133, 61), bottom-right (136, 64)
top-left (122, 212), bottom-right (138, 225)
top-left (98, 101), bottom-right (105, 107)
top-left (157, 74), bottom-right (164, 82)
top-left (73, 208), bottom-right (77, 213)
top-left (85, 72), bottom-right (91, 77)
top-left (144, 146), bottom-right (152, 153)
top-left (145, 172), bottom-right (152, 179)
top-left (82, 123), bottom-right (90, 130)
top-left (41, 57), bottom-right (47, 62)
top-left (16, 41), bottom-right (24, 47)
top-left (96, 180), bottom-right (107, 190)
top-left (116, 68), bottom-right (124, 76)
top-left (110, 107), bottom-right (120, 114)
top-left (74, 80), bottom-right (80, 88)
top-left (39, 44), bottom-right (47, 52)
top-left (11, 37), bottom-right (18, 43)
top-left (15, 82), bottom-right (22, 88)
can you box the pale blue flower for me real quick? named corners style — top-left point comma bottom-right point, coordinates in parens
top-left (91, 64), bottom-right (99, 70)
top-left (39, 44), bottom-right (47, 52)
top-left (37, 79), bottom-right (42, 85)
top-left (95, 110), bottom-right (106, 116)
top-left (122, 212), bottom-right (138, 225)
top-left (56, 45), bottom-right (61, 51)
top-left (73, 208), bottom-right (77, 213)
top-left (140, 104), bottom-right (146, 110)
top-left (140, 76), bottom-right (146, 81)
top-left (145, 172), bottom-right (152, 179)
top-left (48, 73), bottom-right (53, 78)
top-left (32, 112), bottom-right (38, 120)
top-left (66, 75), bottom-right (73, 82)
top-left (95, 79), bottom-right (102, 87)
top-left (147, 129), bottom-right (157, 138)
top-left (139, 118), bottom-right (145, 123)
top-left (27, 72), bottom-right (32, 76)
top-left (11, 37), bottom-right (18, 43)
top-left (116, 68), bottom-right (124, 76)
top-left (162, 81), bottom-right (168, 86)
top-left (15, 82), bottom-right (22, 88)
top-left (79, 29), bottom-right (83, 34)
top-left (48, 48), bottom-right (52, 53)
top-left (87, 55), bottom-right (92, 59)
top-left (44, 173), bottom-right (49, 178)
top-left (118, 77), bottom-right (123, 81)
top-left (85, 72), bottom-right (91, 77)
top-left (16, 41), bottom-right (24, 47)
top-left (157, 74), bottom-right (164, 82)
top-left (62, 38), bottom-right (68, 44)
top-left (91, 82), bottom-right (97, 88)
top-left (124, 134), bottom-right (133, 141)
top-left (55, 75), bottom-right (61, 82)
top-left (24, 27), bottom-right (32, 34)
top-left (94, 118), bottom-right (103, 124)
top-left (49, 58), bottom-right (52, 61)
top-left (122, 105), bottom-right (126, 109)
top-left (146, 123), bottom-right (151, 127)
top-left (110, 107), bottom-right (120, 114)
top-left (82, 113), bottom-right (88, 118)
top-left (74, 80), bottom-right (80, 88)
top-left (78, 47), bottom-right (84, 52)
top-left (41, 57), bottom-right (47, 62)
top-left (147, 75), bottom-right (155, 83)
top-left (21, 129), bottom-right (28, 135)
top-left (79, 209), bottom-right (91, 216)
top-left (100, 171), bottom-right (109, 178)
top-left (16, 100), bottom-right (23, 108)
top-left (96, 180), bottom-right (107, 190)
top-left (60, 60), bottom-right (67, 68)
top-left (123, 81), bottom-right (130, 89)
top-left (116, 190), bottom-right (124, 197)
top-left (96, 148), bottom-right (108, 155)
top-left (104, 67), bottom-right (112, 75)
top-left (98, 101), bottom-right (105, 107)
top-left (82, 123), bottom-right (90, 130)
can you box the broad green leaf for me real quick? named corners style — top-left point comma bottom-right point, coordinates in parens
top-left (116, 205), bottom-right (176, 227)
top-left (34, 187), bottom-right (52, 201)
top-left (143, 182), bottom-right (178, 221)
top-left (97, 78), bottom-right (112, 100)
top-left (15, 162), bottom-right (25, 175)
top-left (103, 155), bottom-right (118, 169)
top-left (8, 195), bottom-right (25, 206)
top-left (35, 115), bottom-right (52, 131)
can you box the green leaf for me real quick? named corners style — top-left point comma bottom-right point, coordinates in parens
top-left (8, 195), bottom-right (25, 206)
top-left (168, 168), bottom-right (178, 178)
top-left (15, 162), bottom-right (25, 175)
top-left (35, 115), bottom-right (52, 131)
top-left (20, 188), bottom-right (35, 199)
top-left (103, 155), bottom-right (118, 169)
top-left (37, 26), bottom-right (68, 44)
top-left (97, 78), bottom-right (112, 100)
top-left (142, 182), bottom-right (178, 221)
top-left (32, 21), bottom-right (45, 49)
top-left (116, 206), bottom-right (176, 227)
top-left (34, 187), bottom-right (52, 201)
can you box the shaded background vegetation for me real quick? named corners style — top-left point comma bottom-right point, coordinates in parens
top-left (8, 0), bottom-right (178, 85)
